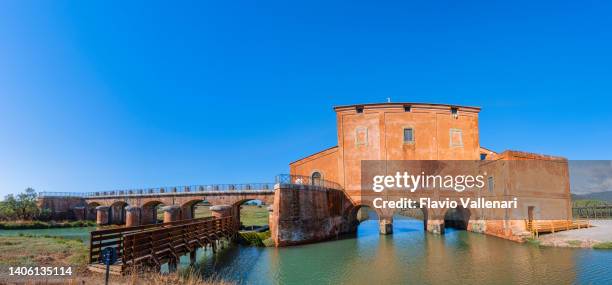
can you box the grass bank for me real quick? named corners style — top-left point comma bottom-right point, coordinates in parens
top-left (237, 231), bottom-right (273, 247)
top-left (593, 242), bottom-right (612, 249)
top-left (0, 235), bottom-right (88, 267)
top-left (0, 220), bottom-right (96, 229)
top-left (0, 235), bottom-right (235, 284)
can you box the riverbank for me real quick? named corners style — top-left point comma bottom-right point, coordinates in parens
top-left (537, 220), bottom-right (612, 248)
top-left (0, 235), bottom-right (233, 284)
top-left (0, 220), bottom-right (96, 229)
top-left (0, 235), bottom-right (88, 267)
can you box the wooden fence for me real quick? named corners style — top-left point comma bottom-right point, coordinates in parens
top-left (573, 206), bottom-right (612, 219)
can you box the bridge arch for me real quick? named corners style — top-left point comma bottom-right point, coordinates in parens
top-left (395, 207), bottom-right (429, 231)
top-left (141, 200), bottom-right (165, 225)
top-left (86, 202), bottom-right (100, 221)
top-left (441, 205), bottom-right (473, 231)
top-left (231, 198), bottom-right (269, 230)
top-left (346, 204), bottom-right (384, 233)
top-left (109, 201), bottom-right (128, 225)
top-left (180, 199), bottom-right (206, 220)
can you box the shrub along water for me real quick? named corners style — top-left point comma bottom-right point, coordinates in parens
top-left (0, 220), bottom-right (96, 229)
top-left (237, 231), bottom-right (272, 247)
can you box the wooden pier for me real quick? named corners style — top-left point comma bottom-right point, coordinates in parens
top-left (88, 216), bottom-right (236, 275)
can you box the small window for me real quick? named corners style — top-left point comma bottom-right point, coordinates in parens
top-left (403, 128), bottom-right (414, 143)
top-left (355, 127), bottom-right (368, 145)
top-left (488, 176), bottom-right (494, 193)
top-left (450, 128), bottom-right (463, 147)
top-left (451, 107), bottom-right (458, 118)
top-left (311, 172), bottom-right (322, 186)
top-left (356, 106), bottom-right (364, 113)
top-left (404, 105), bottom-right (411, 112)
top-left (480, 153), bottom-right (487, 160)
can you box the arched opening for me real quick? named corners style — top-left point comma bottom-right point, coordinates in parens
top-left (109, 201), bottom-right (128, 225)
top-left (181, 199), bottom-right (212, 220)
top-left (235, 199), bottom-right (269, 231)
top-left (443, 206), bottom-right (471, 231)
top-left (142, 201), bottom-right (165, 225)
top-left (396, 207), bottom-right (428, 231)
top-left (193, 201), bottom-right (213, 219)
top-left (86, 202), bottom-right (100, 221)
top-left (311, 171), bottom-right (322, 186)
top-left (347, 205), bottom-right (380, 237)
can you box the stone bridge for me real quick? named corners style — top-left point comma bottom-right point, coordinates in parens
top-left (38, 183), bottom-right (275, 228)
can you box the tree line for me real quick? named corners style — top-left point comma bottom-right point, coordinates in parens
top-left (0, 188), bottom-right (51, 221)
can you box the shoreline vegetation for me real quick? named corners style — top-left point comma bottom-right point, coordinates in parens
top-left (0, 235), bottom-right (234, 284)
top-left (0, 220), bottom-right (96, 229)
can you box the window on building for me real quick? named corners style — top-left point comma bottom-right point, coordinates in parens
top-left (488, 176), bottom-right (494, 193)
top-left (356, 106), bottom-right (364, 113)
top-left (311, 172), bottom-right (322, 186)
top-left (450, 128), bottom-right (463, 147)
top-left (451, 107), bottom-right (458, 118)
top-left (355, 127), bottom-right (368, 145)
top-left (403, 128), bottom-right (414, 143)
top-left (404, 105), bottom-right (411, 112)
top-left (480, 153), bottom-right (487, 160)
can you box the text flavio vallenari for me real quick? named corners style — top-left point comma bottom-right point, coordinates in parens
top-left (373, 197), bottom-right (518, 209)
top-left (371, 172), bottom-right (518, 209)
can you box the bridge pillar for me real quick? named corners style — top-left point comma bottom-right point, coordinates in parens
top-left (210, 205), bottom-right (235, 229)
top-left (181, 205), bottom-right (194, 220)
top-left (96, 206), bottom-right (110, 225)
top-left (141, 206), bottom-right (160, 225)
top-left (125, 206), bottom-right (141, 227)
top-left (161, 205), bottom-right (181, 223)
top-left (427, 219), bottom-right (445, 234)
top-left (379, 218), bottom-right (393, 235)
top-left (210, 205), bottom-right (232, 218)
top-left (73, 206), bottom-right (86, 221)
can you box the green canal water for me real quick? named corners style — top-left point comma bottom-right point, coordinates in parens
top-left (1, 218), bottom-right (611, 284)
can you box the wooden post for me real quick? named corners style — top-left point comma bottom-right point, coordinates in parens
top-left (168, 258), bottom-right (177, 273)
top-left (190, 251), bottom-right (197, 265)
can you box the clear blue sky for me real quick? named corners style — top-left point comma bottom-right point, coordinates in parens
top-left (1, 1), bottom-right (611, 198)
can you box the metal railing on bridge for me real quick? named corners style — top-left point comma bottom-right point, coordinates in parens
top-left (39, 174), bottom-right (343, 198)
top-left (275, 174), bottom-right (343, 191)
top-left (39, 182), bottom-right (276, 198)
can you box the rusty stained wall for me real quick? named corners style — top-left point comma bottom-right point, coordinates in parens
top-left (477, 151), bottom-right (572, 238)
top-left (37, 197), bottom-right (86, 220)
top-left (290, 103), bottom-right (481, 194)
top-left (286, 103), bottom-right (572, 242)
top-left (269, 185), bottom-right (353, 246)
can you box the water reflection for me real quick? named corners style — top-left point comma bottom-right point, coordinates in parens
top-left (185, 215), bottom-right (611, 285)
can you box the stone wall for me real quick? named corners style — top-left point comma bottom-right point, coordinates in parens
top-left (37, 197), bottom-right (86, 220)
top-left (269, 184), bottom-right (353, 246)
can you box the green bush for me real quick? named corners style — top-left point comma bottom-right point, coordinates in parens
top-left (0, 220), bottom-right (95, 229)
top-left (593, 242), bottom-right (612, 249)
top-left (238, 231), bottom-right (271, 247)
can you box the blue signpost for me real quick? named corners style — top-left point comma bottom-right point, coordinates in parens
top-left (101, 247), bottom-right (117, 285)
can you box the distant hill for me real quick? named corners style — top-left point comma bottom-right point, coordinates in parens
top-left (572, 191), bottom-right (612, 203)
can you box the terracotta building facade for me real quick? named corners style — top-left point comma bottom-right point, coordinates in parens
top-left (288, 102), bottom-right (572, 241)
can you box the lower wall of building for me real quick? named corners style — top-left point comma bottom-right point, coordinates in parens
top-left (269, 186), bottom-right (537, 246)
top-left (269, 185), bottom-right (353, 246)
